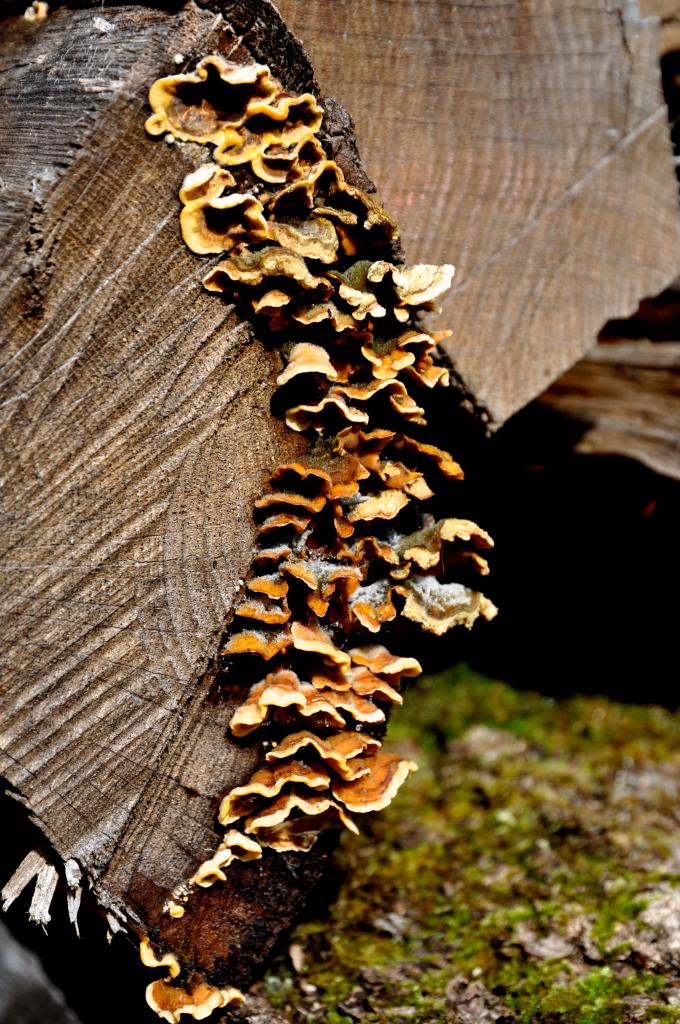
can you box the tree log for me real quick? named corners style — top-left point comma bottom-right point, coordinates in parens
top-left (537, 330), bottom-right (680, 479)
top-left (0, 0), bottom-right (369, 991)
top-left (0, 0), bottom-right (679, 1007)
top-left (276, 0), bottom-right (680, 423)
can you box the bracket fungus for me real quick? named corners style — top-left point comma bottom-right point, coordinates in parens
top-left (145, 978), bottom-right (244, 1023)
top-left (141, 56), bottom-right (497, 1017)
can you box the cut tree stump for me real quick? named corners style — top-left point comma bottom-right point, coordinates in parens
top-left (0, 0), bottom-right (679, 1005)
top-left (276, 0), bottom-right (680, 423)
top-left (0, 0), bottom-right (361, 989)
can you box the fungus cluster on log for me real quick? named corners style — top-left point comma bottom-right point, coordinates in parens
top-left (141, 55), bottom-right (496, 1019)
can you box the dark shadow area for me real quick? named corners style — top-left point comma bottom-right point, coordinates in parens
top-left (600, 287), bottom-right (680, 340)
top-left (0, 789), bottom-right (151, 1024)
top-left (412, 396), bottom-right (679, 708)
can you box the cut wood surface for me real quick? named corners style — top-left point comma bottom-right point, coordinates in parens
top-left (0, 0), bottom-right (363, 985)
top-left (276, 0), bottom-right (680, 423)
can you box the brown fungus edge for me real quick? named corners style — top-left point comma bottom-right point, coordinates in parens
top-left (140, 54), bottom-right (497, 1020)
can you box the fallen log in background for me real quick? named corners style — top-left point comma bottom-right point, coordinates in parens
top-left (0, 0), bottom-right (679, 1017)
top-left (277, 0), bottom-right (680, 422)
top-left (539, 334), bottom-right (680, 480)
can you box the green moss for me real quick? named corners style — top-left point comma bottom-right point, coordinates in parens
top-left (536, 968), bottom-right (673, 1023)
top-left (261, 667), bottom-right (680, 1023)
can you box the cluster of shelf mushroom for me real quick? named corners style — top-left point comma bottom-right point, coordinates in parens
top-left (141, 54), bottom-right (496, 1021)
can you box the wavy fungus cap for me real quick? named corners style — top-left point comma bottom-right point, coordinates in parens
top-left (142, 53), bottom-right (496, 1019)
top-left (145, 56), bottom-right (278, 143)
top-left (146, 979), bottom-right (244, 1023)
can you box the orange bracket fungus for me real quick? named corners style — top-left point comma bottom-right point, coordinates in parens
top-left (141, 55), bottom-right (497, 1016)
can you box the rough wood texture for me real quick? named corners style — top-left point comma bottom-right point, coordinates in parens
top-left (538, 340), bottom-right (680, 479)
top-left (0, 0), bottom-right (366, 985)
top-left (276, 0), bottom-right (680, 424)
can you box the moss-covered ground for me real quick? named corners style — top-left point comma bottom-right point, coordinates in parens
top-left (259, 667), bottom-right (680, 1023)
